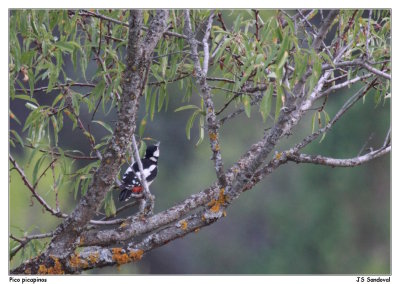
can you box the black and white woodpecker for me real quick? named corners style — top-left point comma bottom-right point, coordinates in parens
top-left (119, 142), bottom-right (160, 202)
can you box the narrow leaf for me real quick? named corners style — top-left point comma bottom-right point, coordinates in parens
top-left (174, 105), bottom-right (199, 112)
top-left (260, 85), bottom-right (273, 122)
top-left (243, 95), bottom-right (251, 118)
top-left (92, 120), bottom-right (114, 134)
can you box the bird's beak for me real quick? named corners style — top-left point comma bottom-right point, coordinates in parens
top-left (155, 141), bottom-right (160, 147)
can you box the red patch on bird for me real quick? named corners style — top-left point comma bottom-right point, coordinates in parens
top-left (132, 186), bottom-right (143, 193)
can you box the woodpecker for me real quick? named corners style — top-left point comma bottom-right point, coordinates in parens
top-left (119, 142), bottom-right (160, 202)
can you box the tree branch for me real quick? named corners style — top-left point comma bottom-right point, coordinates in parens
top-left (14, 82), bottom-right (96, 94)
top-left (9, 154), bottom-right (64, 218)
top-left (11, 10), bottom-right (169, 274)
top-left (287, 146), bottom-right (390, 167)
top-left (317, 73), bottom-right (373, 99)
top-left (184, 10), bottom-right (227, 188)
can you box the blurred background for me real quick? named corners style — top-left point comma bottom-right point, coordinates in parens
top-left (9, 10), bottom-right (390, 274)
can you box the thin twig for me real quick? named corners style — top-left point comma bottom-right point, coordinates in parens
top-left (253, 9), bottom-right (260, 41)
top-left (294, 80), bottom-right (378, 151)
top-left (217, 12), bottom-right (227, 31)
top-left (202, 11), bottom-right (214, 75)
top-left (78, 9), bottom-right (195, 44)
top-left (131, 134), bottom-right (154, 215)
top-left (287, 146), bottom-right (390, 167)
top-left (9, 154), bottom-right (65, 218)
top-left (100, 201), bottom-right (139, 221)
top-left (318, 73), bottom-right (373, 99)
top-left (32, 158), bottom-right (58, 190)
top-left (219, 92), bottom-right (264, 125)
top-left (365, 10), bottom-right (372, 60)
top-left (383, 127), bottom-right (391, 147)
top-left (10, 232), bottom-right (54, 260)
top-left (358, 133), bottom-right (375, 156)
top-left (14, 82), bottom-right (96, 94)
top-left (97, 19), bottom-right (103, 57)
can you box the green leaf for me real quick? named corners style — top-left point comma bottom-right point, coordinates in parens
top-left (32, 155), bottom-right (47, 186)
top-left (260, 85), bottom-right (273, 122)
top-left (9, 110), bottom-right (21, 125)
top-left (264, 45), bottom-right (279, 68)
top-left (53, 41), bottom-right (75, 53)
top-left (150, 89), bottom-right (157, 120)
top-left (320, 52), bottom-right (334, 67)
top-left (277, 29), bottom-right (289, 63)
top-left (311, 112), bottom-right (317, 133)
top-left (14, 94), bottom-right (39, 105)
top-left (277, 50), bottom-right (289, 70)
top-left (50, 115), bottom-right (58, 146)
top-left (28, 69), bottom-right (35, 97)
top-left (10, 130), bottom-right (24, 148)
top-left (242, 95), bottom-right (251, 118)
top-left (52, 93), bottom-right (64, 107)
top-left (139, 115), bottom-right (148, 138)
top-left (196, 115), bottom-right (205, 147)
top-left (47, 64), bottom-right (57, 93)
top-left (93, 120), bottom-right (113, 134)
top-left (174, 105), bottom-right (200, 112)
top-left (104, 191), bottom-right (116, 217)
top-left (139, 140), bottom-right (147, 158)
top-left (239, 65), bottom-right (254, 89)
top-left (186, 110), bottom-right (200, 140)
top-left (158, 85), bottom-right (166, 112)
top-left (92, 80), bottom-right (106, 100)
top-left (23, 109), bottom-right (40, 132)
top-left (255, 53), bottom-right (265, 65)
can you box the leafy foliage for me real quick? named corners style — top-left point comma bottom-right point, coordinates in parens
top-left (9, 9), bottom-right (391, 271)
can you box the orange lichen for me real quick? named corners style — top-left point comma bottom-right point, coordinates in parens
top-left (79, 236), bottom-right (84, 245)
top-left (47, 257), bottom-right (64, 274)
top-left (209, 132), bottom-right (218, 141)
top-left (129, 249), bottom-right (144, 261)
top-left (37, 256), bottom-right (64, 275)
top-left (24, 268), bottom-right (31, 274)
top-left (69, 254), bottom-right (81, 268)
top-left (119, 221), bottom-right (129, 229)
top-left (194, 228), bottom-right (200, 233)
top-left (88, 252), bottom-right (99, 264)
top-left (112, 248), bottom-right (130, 265)
top-left (207, 188), bottom-right (227, 213)
top-left (275, 152), bottom-right (282, 160)
top-left (69, 253), bottom-right (88, 269)
top-left (180, 220), bottom-right (188, 230)
top-left (223, 210), bottom-right (227, 217)
top-left (214, 144), bottom-right (220, 151)
top-left (37, 265), bottom-right (48, 275)
top-left (209, 201), bottom-right (220, 213)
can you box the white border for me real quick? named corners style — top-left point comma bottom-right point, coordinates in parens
top-left (2, 1), bottom-right (397, 283)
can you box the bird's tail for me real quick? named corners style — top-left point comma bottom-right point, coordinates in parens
top-left (118, 186), bottom-right (131, 202)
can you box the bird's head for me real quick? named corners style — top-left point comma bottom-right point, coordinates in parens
top-left (145, 142), bottom-right (160, 160)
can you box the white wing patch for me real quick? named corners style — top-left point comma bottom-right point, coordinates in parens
top-left (136, 164), bottom-right (156, 180)
top-left (123, 166), bottom-right (133, 179)
top-left (153, 148), bottom-right (160, 157)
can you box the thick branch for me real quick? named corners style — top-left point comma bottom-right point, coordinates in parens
top-left (312, 10), bottom-right (339, 51)
top-left (11, 10), bottom-right (169, 274)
